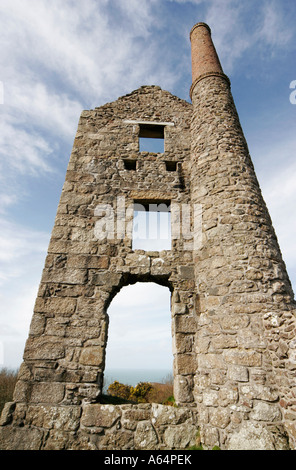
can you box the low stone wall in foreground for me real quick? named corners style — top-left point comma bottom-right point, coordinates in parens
top-left (0, 402), bottom-right (199, 450)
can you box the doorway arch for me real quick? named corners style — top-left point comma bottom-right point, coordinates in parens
top-left (99, 271), bottom-right (197, 405)
top-left (104, 282), bottom-right (173, 390)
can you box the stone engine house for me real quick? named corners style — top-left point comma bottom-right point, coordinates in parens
top-left (1, 23), bottom-right (296, 450)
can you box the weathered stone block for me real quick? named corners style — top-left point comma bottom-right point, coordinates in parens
top-left (76, 297), bottom-right (105, 318)
top-left (174, 375), bottom-right (194, 403)
top-left (0, 403), bottom-right (15, 426)
top-left (240, 384), bottom-right (279, 402)
top-left (224, 350), bottom-right (262, 367)
top-left (34, 297), bottom-right (77, 316)
top-left (81, 404), bottom-right (121, 428)
top-left (90, 271), bottom-right (121, 287)
top-left (122, 406), bottom-right (151, 424)
top-left (203, 389), bottom-right (219, 407)
top-left (30, 383), bottom-right (65, 404)
top-left (87, 256), bottom-right (109, 269)
top-left (211, 333), bottom-right (237, 349)
top-left (178, 266), bottom-right (195, 279)
top-left (209, 407), bottom-right (230, 429)
top-left (250, 402), bottom-right (282, 422)
top-left (174, 333), bottom-right (193, 354)
top-left (42, 267), bottom-right (87, 285)
top-left (174, 315), bottom-right (196, 334)
top-left (219, 314), bottom-right (250, 331)
top-left (79, 346), bottom-right (104, 367)
top-left (172, 303), bottom-right (187, 315)
top-left (45, 318), bottom-right (68, 336)
top-left (29, 314), bottom-right (46, 336)
top-left (175, 353), bottom-right (197, 375)
top-left (227, 365), bottom-right (249, 382)
top-left (227, 422), bottom-right (276, 450)
top-left (27, 405), bottom-right (81, 431)
top-left (0, 426), bottom-right (44, 450)
top-left (198, 353), bottom-right (226, 370)
top-left (125, 253), bottom-right (151, 267)
top-left (99, 429), bottom-right (134, 450)
top-left (24, 337), bottom-right (65, 360)
top-left (151, 403), bottom-right (192, 426)
top-left (134, 421), bottom-right (158, 449)
top-left (163, 423), bottom-right (197, 449)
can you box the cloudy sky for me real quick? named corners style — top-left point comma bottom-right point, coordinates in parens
top-left (0, 0), bottom-right (295, 372)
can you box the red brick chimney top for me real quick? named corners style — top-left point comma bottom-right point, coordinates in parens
top-left (190, 22), bottom-right (229, 98)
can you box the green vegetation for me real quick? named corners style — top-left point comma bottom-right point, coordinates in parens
top-left (105, 381), bottom-right (133, 402)
top-left (187, 430), bottom-right (221, 451)
top-left (102, 374), bottom-right (175, 405)
top-left (129, 381), bottom-right (153, 403)
top-left (0, 368), bottom-right (18, 414)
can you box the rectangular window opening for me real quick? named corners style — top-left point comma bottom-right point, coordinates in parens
top-left (165, 161), bottom-right (178, 172)
top-left (132, 200), bottom-right (171, 251)
top-left (139, 124), bottom-right (165, 153)
top-left (124, 159), bottom-right (137, 171)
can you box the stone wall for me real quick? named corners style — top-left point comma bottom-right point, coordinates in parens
top-left (0, 85), bottom-right (201, 450)
top-left (0, 402), bottom-right (198, 450)
top-left (9, 85), bottom-right (196, 409)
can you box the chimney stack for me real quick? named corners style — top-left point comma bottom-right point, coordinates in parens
top-left (189, 22), bottom-right (296, 450)
top-left (190, 22), bottom-right (229, 99)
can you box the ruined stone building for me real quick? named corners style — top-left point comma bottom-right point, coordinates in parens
top-left (1, 23), bottom-right (296, 450)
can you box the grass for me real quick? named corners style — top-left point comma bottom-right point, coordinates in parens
top-left (187, 431), bottom-right (221, 450)
top-left (0, 368), bottom-right (18, 414)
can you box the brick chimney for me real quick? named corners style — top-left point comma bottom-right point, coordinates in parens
top-left (190, 22), bottom-right (229, 99)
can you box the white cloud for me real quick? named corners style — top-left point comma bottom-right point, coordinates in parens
top-left (258, 1), bottom-right (293, 47)
top-left (0, 218), bottom-right (49, 368)
top-left (0, 118), bottom-right (53, 175)
top-left (260, 164), bottom-right (296, 268)
top-left (0, 283), bottom-right (39, 369)
top-left (190, 0), bottom-right (295, 73)
top-left (106, 283), bottom-right (172, 369)
top-left (0, 0), bottom-right (166, 103)
top-left (6, 82), bottom-right (82, 139)
top-left (0, 217), bottom-right (49, 282)
top-left (0, 0), bottom-right (179, 188)
top-left (0, 0), bottom-right (169, 222)
top-left (203, 1), bottom-right (249, 71)
top-left (252, 132), bottom-right (296, 293)
top-left (0, 194), bottom-right (18, 214)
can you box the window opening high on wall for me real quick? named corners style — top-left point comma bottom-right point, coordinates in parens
top-left (139, 123), bottom-right (165, 153)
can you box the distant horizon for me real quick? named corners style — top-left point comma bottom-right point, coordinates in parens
top-left (103, 367), bottom-right (173, 389)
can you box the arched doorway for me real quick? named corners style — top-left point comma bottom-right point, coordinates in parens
top-left (104, 282), bottom-right (173, 392)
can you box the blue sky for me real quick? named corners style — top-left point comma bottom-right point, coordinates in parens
top-left (0, 0), bottom-right (295, 371)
